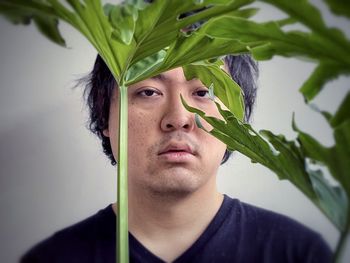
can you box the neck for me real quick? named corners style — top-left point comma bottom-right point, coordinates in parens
top-left (129, 186), bottom-right (223, 234)
top-left (115, 178), bottom-right (223, 262)
top-left (112, 176), bottom-right (223, 261)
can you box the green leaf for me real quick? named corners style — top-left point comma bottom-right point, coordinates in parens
top-left (262, 126), bottom-right (348, 231)
top-left (332, 121), bottom-right (350, 196)
top-left (182, 62), bottom-right (245, 120)
top-left (125, 0), bottom-right (148, 10)
top-left (183, 97), bottom-right (348, 230)
top-left (199, 17), bottom-right (305, 61)
top-left (261, 0), bottom-right (350, 52)
top-left (261, 0), bottom-right (326, 32)
top-left (275, 17), bottom-right (297, 27)
top-left (193, 0), bottom-right (204, 4)
top-left (299, 62), bottom-right (344, 102)
top-left (125, 49), bottom-right (166, 84)
top-left (200, 13), bottom-right (350, 101)
top-left (104, 3), bottom-right (138, 45)
top-left (201, 16), bottom-right (350, 64)
top-left (194, 113), bottom-right (207, 130)
top-left (0, 4), bottom-right (31, 24)
top-left (309, 169), bottom-right (348, 231)
top-left (292, 116), bottom-right (350, 226)
top-left (183, 98), bottom-right (311, 192)
top-left (130, 0), bottom-right (254, 65)
top-left (292, 117), bottom-right (330, 165)
top-left (0, 0), bottom-right (65, 46)
top-left (330, 92), bottom-right (350, 128)
top-left (223, 7), bottom-right (259, 19)
top-left (249, 42), bottom-right (275, 60)
top-left (157, 33), bottom-right (253, 74)
top-left (33, 14), bottom-right (65, 46)
top-left (208, 83), bottom-right (215, 101)
top-left (323, 0), bottom-right (350, 19)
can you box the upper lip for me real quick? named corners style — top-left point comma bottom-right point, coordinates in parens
top-left (158, 143), bottom-right (195, 155)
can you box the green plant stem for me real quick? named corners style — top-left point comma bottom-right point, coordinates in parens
top-left (117, 84), bottom-right (129, 263)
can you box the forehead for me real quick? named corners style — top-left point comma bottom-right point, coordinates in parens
top-left (139, 67), bottom-right (204, 87)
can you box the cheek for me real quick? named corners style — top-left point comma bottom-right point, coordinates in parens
top-left (207, 131), bottom-right (227, 153)
top-left (198, 122), bottom-right (227, 162)
top-left (127, 109), bottom-right (159, 152)
top-left (196, 100), bottom-right (226, 131)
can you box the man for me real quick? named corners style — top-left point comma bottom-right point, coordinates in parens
top-left (21, 54), bottom-right (331, 263)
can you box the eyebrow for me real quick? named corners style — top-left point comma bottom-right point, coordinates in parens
top-left (150, 73), bottom-right (167, 81)
top-left (150, 73), bottom-right (202, 85)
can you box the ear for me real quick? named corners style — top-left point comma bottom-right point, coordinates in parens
top-left (103, 129), bottom-right (110, 137)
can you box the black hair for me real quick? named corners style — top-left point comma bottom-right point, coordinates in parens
top-left (83, 54), bottom-right (258, 165)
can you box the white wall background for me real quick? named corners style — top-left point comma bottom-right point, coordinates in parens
top-left (0, 1), bottom-right (349, 262)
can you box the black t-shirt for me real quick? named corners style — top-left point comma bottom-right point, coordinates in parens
top-left (21, 195), bottom-right (332, 262)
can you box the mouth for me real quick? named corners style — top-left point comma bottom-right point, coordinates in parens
top-left (158, 143), bottom-right (196, 162)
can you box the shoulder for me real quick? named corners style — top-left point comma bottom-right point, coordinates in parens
top-left (223, 195), bottom-right (325, 238)
top-left (20, 204), bottom-right (115, 263)
top-left (233, 198), bottom-right (323, 240)
top-left (222, 195), bottom-right (332, 262)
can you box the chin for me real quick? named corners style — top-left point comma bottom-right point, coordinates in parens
top-left (144, 173), bottom-right (205, 198)
top-left (148, 185), bottom-right (197, 199)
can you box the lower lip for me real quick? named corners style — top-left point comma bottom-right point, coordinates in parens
top-left (158, 151), bottom-right (195, 162)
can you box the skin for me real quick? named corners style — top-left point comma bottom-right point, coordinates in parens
top-left (103, 67), bottom-right (227, 262)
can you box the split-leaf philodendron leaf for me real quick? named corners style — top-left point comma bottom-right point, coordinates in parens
top-left (1, 0), bottom-right (350, 262)
top-left (183, 61), bottom-right (245, 121)
top-left (323, 0), bottom-right (350, 19)
top-left (182, 97), bottom-right (348, 231)
top-left (200, 0), bottom-right (350, 102)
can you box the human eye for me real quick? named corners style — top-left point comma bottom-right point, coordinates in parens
top-left (137, 88), bottom-right (162, 97)
top-left (193, 89), bottom-right (211, 99)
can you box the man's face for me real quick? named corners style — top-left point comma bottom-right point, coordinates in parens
top-left (104, 67), bottom-right (227, 197)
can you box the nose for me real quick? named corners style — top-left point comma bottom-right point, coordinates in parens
top-left (160, 94), bottom-right (195, 132)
